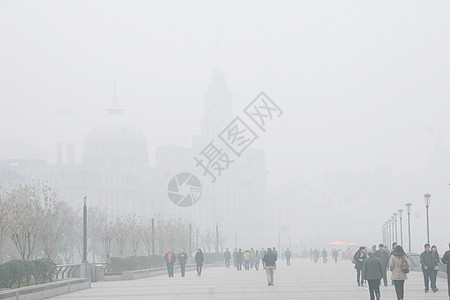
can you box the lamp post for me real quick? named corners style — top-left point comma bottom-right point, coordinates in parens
top-left (151, 218), bottom-right (155, 256)
top-left (391, 216), bottom-right (395, 245)
top-left (405, 203), bottom-right (412, 253)
top-left (384, 222), bottom-right (388, 246)
top-left (216, 222), bottom-right (219, 253)
top-left (424, 193), bottom-right (431, 244)
top-left (82, 196), bottom-right (88, 263)
top-left (393, 213), bottom-right (398, 243)
top-left (189, 223), bottom-right (192, 259)
top-left (386, 219), bottom-right (392, 249)
top-left (398, 209), bottom-right (403, 247)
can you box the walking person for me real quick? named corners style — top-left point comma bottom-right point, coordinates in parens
top-left (224, 248), bottom-right (231, 268)
top-left (389, 245), bottom-right (409, 300)
top-left (430, 245), bottom-right (440, 292)
top-left (420, 244), bottom-right (438, 292)
top-left (254, 250), bottom-right (260, 271)
top-left (390, 242), bottom-right (397, 285)
top-left (322, 248), bottom-right (328, 264)
top-left (262, 248), bottom-right (277, 286)
top-left (236, 248), bottom-right (243, 271)
top-left (332, 248), bottom-right (338, 263)
top-left (243, 250), bottom-right (251, 270)
top-left (354, 246), bottom-right (367, 286)
top-left (178, 248), bottom-right (188, 277)
top-left (285, 248), bottom-right (292, 266)
top-left (164, 249), bottom-right (176, 278)
top-left (233, 248), bottom-right (238, 268)
top-left (375, 244), bottom-right (389, 286)
top-left (309, 248), bottom-right (314, 261)
top-left (261, 248), bottom-right (267, 270)
top-left (195, 248), bottom-right (204, 277)
top-left (441, 243), bottom-right (450, 300)
top-left (313, 248), bottom-right (320, 263)
top-left (273, 247), bottom-right (278, 269)
top-left (363, 250), bottom-right (383, 300)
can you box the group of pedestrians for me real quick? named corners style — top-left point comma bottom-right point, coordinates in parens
top-left (231, 247), bottom-right (281, 271)
top-left (309, 248), bottom-right (329, 263)
top-left (353, 243), bottom-right (409, 300)
top-left (163, 248), bottom-right (204, 278)
top-left (353, 242), bottom-right (450, 300)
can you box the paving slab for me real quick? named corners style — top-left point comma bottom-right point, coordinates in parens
top-left (51, 259), bottom-right (448, 299)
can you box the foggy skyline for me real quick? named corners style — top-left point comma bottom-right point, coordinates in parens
top-left (1, 0), bottom-right (450, 249)
top-left (1, 1), bottom-right (449, 184)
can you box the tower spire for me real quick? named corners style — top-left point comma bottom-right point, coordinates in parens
top-left (107, 81), bottom-right (125, 115)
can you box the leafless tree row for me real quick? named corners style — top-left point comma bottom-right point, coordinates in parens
top-left (0, 181), bottom-right (227, 265)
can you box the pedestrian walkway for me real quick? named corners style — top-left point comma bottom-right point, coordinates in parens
top-left (52, 259), bottom-right (447, 299)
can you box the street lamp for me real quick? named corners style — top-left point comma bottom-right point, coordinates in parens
top-left (405, 203), bottom-right (412, 253)
top-left (82, 196), bottom-right (88, 263)
top-left (216, 222), bottom-right (219, 253)
top-left (387, 219), bottom-right (392, 249)
top-left (393, 213), bottom-right (398, 243)
top-left (391, 216), bottom-right (396, 246)
top-left (424, 193), bottom-right (431, 244)
top-left (398, 209), bottom-right (403, 247)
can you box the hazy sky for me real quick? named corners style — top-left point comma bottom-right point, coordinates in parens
top-left (1, 0), bottom-right (450, 188)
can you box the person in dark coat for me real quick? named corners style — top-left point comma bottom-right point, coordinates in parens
top-left (262, 248), bottom-right (277, 286)
top-left (178, 248), bottom-right (188, 277)
top-left (273, 247), bottom-right (278, 269)
top-left (420, 244), bottom-right (438, 292)
top-left (313, 248), bottom-right (320, 263)
top-left (363, 250), bottom-right (383, 300)
top-left (261, 248), bottom-right (267, 270)
top-left (285, 248), bottom-right (292, 266)
top-left (441, 243), bottom-right (450, 299)
top-left (354, 246), bottom-right (367, 286)
top-left (375, 243), bottom-right (390, 286)
top-left (224, 248), bottom-right (231, 268)
top-left (236, 249), bottom-right (243, 271)
top-left (332, 248), bottom-right (338, 263)
top-left (431, 245), bottom-right (440, 292)
top-left (322, 248), bottom-right (328, 264)
top-left (164, 249), bottom-right (176, 278)
top-left (195, 248), bottom-right (204, 277)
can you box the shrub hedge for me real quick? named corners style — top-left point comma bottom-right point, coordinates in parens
top-left (0, 258), bottom-right (56, 289)
top-left (107, 255), bottom-right (164, 273)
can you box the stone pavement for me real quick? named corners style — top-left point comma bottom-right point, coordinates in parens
top-left (52, 259), bottom-right (448, 300)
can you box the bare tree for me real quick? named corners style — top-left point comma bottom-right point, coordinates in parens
top-left (7, 184), bottom-right (42, 260)
top-left (154, 216), bottom-right (190, 255)
top-left (91, 210), bottom-right (113, 264)
top-left (218, 233), bottom-right (227, 253)
top-left (0, 192), bottom-right (11, 253)
top-left (38, 188), bottom-right (76, 260)
top-left (141, 218), bottom-right (153, 257)
top-left (112, 215), bottom-right (128, 257)
top-left (127, 213), bottom-right (143, 256)
top-left (201, 230), bottom-right (215, 253)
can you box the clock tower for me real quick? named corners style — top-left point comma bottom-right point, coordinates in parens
top-left (200, 68), bottom-right (233, 141)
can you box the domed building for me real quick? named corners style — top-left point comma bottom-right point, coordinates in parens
top-left (40, 93), bottom-right (155, 216)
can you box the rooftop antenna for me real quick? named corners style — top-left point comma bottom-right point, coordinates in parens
top-left (112, 80), bottom-right (119, 107)
top-left (107, 80), bottom-right (124, 114)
